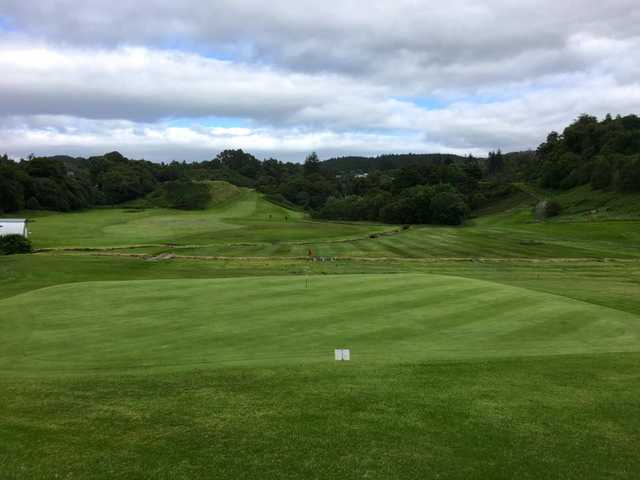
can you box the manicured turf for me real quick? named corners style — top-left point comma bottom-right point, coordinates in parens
top-left (2, 186), bottom-right (640, 478)
top-left (2, 273), bottom-right (639, 375)
top-left (17, 183), bottom-right (640, 258)
top-left (3, 354), bottom-right (640, 479)
top-left (23, 188), bottom-right (389, 249)
top-left (2, 257), bottom-right (640, 478)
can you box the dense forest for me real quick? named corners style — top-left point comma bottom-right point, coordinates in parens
top-left (2, 114), bottom-right (639, 225)
top-left (536, 114), bottom-right (640, 191)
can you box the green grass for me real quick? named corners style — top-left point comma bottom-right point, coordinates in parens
top-left (3, 354), bottom-right (639, 479)
top-left (3, 253), bottom-right (640, 314)
top-left (520, 184), bottom-right (640, 220)
top-left (2, 256), bottom-right (640, 478)
top-left (3, 185), bottom-right (640, 478)
top-left (3, 273), bottom-right (639, 375)
top-left (127, 180), bottom-right (243, 209)
top-left (23, 189), bottom-right (389, 249)
top-left (11, 184), bottom-right (640, 259)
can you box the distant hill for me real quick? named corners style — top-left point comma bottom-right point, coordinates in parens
top-left (322, 153), bottom-right (477, 172)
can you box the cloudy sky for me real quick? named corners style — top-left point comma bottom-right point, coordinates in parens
top-left (1, 1), bottom-right (639, 161)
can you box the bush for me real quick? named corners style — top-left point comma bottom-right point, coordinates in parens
top-left (545, 201), bottom-right (562, 218)
top-left (0, 234), bottom-right (33, 255)
top-left (429, 191), bottom-right (468, 225)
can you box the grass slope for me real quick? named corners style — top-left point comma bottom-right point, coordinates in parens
top-left (127, 180), bottom-right (242, 209)
top-left (519, 184), bottom-right (640, 220)
top-left (24, 189), bottom-right (388, 249)
top-left (2, 274), bottom-right (639, 375)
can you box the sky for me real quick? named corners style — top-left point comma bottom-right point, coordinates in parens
top-left (1, 1), bottom-right (639, 162)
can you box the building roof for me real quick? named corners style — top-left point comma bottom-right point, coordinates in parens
top-left (0, 219), bottom-right (29, 237)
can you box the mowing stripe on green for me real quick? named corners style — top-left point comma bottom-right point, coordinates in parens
top-left (1, 274), bottom-right (639, 375)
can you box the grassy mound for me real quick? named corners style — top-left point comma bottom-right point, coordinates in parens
top-left (129, 180), bottom-right (241, 209)
top-left (2, 273), bottom-right (638, 375)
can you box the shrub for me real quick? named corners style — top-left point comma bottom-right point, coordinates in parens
top-left (0, 234), bottom-right (33, 255)
top-left (544, 201), bottom-right (562, 218)
top-left (429, 191), bottom-right (468, 225)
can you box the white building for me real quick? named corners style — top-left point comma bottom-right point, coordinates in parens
top-left (0, 219), bottom-right (29, 237)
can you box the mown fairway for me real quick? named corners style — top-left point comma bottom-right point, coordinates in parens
top-left (24, 186), bottom-right (390, 249)
top-left (2, 187), bottom-right (640, 478)
top-left (22, 184), bottom-right (640, 259)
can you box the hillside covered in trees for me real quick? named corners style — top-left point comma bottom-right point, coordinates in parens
top-left (2, 114), bottom-right (639, 226)
top-left (536, 114), bottom-right (640, 191)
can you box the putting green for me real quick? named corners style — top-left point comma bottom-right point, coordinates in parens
top-left (2, 274), bottom-right (639, 375)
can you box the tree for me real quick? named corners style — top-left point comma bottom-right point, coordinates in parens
top-left (100, 164), bottom-right (156, 204)
top-left (429, 191), bottom-right (468, 225)
top-left (304, 152), bottom-right (321, 176)
top-left (0, 156), bottom-right (27, 213)
top-left (590, 156), bottom-right (612, 190)
top-left (487, 150), bottom-right (504, 176)
top-left (25, 197), bottom-right (42, 210)
top-left (534, 115), bottom-right (640, 192)
top-left (216, 149), bottom-right (262, 179)
top-left (616, 156), bottom-right (640, 192)
top-left (22, 157), bottom-right (67, 178)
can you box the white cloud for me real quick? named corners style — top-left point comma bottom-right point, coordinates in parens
top-left (0, 1), bottom-right (639, 159)
top-left (0, 115), bottom-right (478, 161)
top-left (0, 42), bottom-right (394, 126)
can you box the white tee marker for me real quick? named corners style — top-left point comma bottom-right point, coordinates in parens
top-left (334, 349), bottom-right (351, 361)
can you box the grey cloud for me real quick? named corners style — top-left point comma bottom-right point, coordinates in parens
top-left (0, 43), bottom-right (396, 126)
top-left (3, 0), bottom-right (640, 93)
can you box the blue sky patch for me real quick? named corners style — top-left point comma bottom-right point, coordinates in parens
top-left (0, 16), bottom-right (15, 32)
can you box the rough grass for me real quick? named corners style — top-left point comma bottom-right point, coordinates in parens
top-left (523, 184), bottom-right (640, 220)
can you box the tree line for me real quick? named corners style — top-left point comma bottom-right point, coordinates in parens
top-left (2, 114), bottom-right (639, 225)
